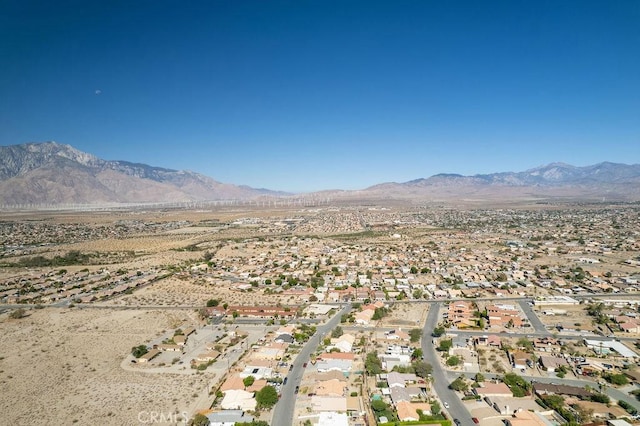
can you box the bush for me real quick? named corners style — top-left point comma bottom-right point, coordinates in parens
top-left (131, 345), bottom-right (148, 358)
top-left (255, 385), bottom-right (278, 409)
top-left (590, 393), bottom-right (610, 404)
top-left (603, 372), bottom-right (629, 386)
top-left (9, 308), bottom-right (26, 319)
top-left (619, 399), bottom-right (638, 415)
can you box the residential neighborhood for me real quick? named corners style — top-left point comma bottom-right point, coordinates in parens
top-left (1, 204), bottom-right (640, 425)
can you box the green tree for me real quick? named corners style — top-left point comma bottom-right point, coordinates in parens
top-left (255, 385), bottom-right (278, 409)
top-left (474, 372), bottom-right (485, 383)
top-left (243, 375), bottom-right (255, 388)
top-left (365, 352), bottom-right (383, 375)
top-left (449, 376), bottom-right (468, 391)
top-left (331, 326), bottom-right (344, 338)
top-left (371, 399), bottom-right (388, 412)
top-left (189, 413), bottom-right (210, 426)
top-left (478, 317), bottom-right (485, 329)
top-left (438, 339), bottom-right (453, 352)
top-left (409, 328), bottom-right (422, 343)
top-left (432, 326), bottom-right (445, 337)
top-left (131, 345), bottom-right (148, 358)
top-left (206, 299), bottom-right (219, 307)
top-left (503, 373), bottom-right (531, 397)
top-left (517, 337), bottom-right (534, 352)
top-left (413, 360), bottom-right (433, 378)
top-left (372, 307), bottom-right (388, 320)
top-left (541, 394), bottom-right (565, 411)
top-left (411, 348), bottom-right (423, 360)
top-left (446, 355), bottom-right (461, 366)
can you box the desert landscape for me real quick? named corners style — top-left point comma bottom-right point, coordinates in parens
top-left (2, 202), bottom-right (640, 425)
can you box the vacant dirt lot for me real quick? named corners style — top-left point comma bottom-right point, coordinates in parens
top-left (0, 306), bottom-right (212, 426)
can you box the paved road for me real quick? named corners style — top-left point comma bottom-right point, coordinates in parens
top-left (421, 302), bottom-right (473, 425)
top-left (517, 299), bottom-right (550, 335)
top-left (271, 304), bottom-right (352, 426)
top-left (453, 371), bottom-right (640, 412)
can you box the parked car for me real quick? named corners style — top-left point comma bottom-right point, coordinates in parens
top-left (472, 418), bottom-right (480, 424)
top-left (443, 402), bottom-right (449, 409)
top-left (294, 386), bottom-right (300, 394)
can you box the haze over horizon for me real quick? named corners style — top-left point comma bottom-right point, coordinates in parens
top-left (1, 1), bottom-right (639, 192)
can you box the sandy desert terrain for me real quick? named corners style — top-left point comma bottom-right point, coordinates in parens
top-left (0, 306), bottom-right (209, 426)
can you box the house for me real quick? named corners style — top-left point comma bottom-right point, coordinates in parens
top-left (584, 339), bottom-right (639, 358)
top-left (193, 350), bottom-right (221, 364)
top-left (385, 329), bottom-right (410, 341)
top-left (504, 410), bottom-right (554, 426)
top-left (206, 410), bottom-right (254, 426)
top-left (533, 337), bottom-right (559, 352)
top-left (246, 379), bottom-right (268, 393)
top-left (474, 382), bottom-right (513, 398)
top-left (220, 389), bottom-right (256, 411)
top-left (239, 366), bottom-right (273, 379)
top-left (155, 343), bottom-right (181, 352)
top-left (274, 333), bottom-right (294, 344)
top-left (316, 358), bottom-right (352, 373)
top-left (354, 309), bottom-right (374, 325)
top-left (395, 401), bottom-right (418, 421)
top-left (137, 349), bottom-right (160, 363)
top-left (330, 334), bottom-right (355, 353)
top-left (220, 375), bottom-right (246, 392)
top-left (203, 306), bottom-right (226, 318)
top-left (538, 355), bottom-right (570, 372)
top-left (532, 383), bottom-right (592, 399)
top-left (511, 350), bottom-right (531, 370)
top-left (386, 372), bottom-right (418, 388)
top-left (389, 386), bottom-right (411, 404)
top-left (381, 354), bottom-right (411, 371)
top-left (475, 335), bottom-right (502, 347)
top-left (316, 411), bottom-right (349, 426)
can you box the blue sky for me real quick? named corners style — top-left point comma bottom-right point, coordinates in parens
top-left (1, 1), bottom-right (639, 192)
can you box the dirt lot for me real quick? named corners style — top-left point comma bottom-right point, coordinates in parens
top-left (380, 303), bottom-right (429, 329)
top-left (533, 304), bottom-right (599, 334)
top-left (0, 306), bottom-right (212, 426)
top-left (105, 275), bottom-right (298, 308)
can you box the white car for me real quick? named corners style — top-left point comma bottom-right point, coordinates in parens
top-left (443, 402), bottom-right (450, 409)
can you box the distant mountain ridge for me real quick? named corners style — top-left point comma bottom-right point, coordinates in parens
top-left (1, 141), bottom-right (639, 206)
top-left (381, 161), bottom-right (640, 187)
top-left (361, 161), bottom-right (640, 202)
top-left (0, 141), bottom-right (286, 205)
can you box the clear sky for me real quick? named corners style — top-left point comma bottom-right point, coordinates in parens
top-left (1, 1), bottom-right (639, 192)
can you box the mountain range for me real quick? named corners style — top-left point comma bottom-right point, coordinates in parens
top-left (1, 141), bottom-right (639, 206)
